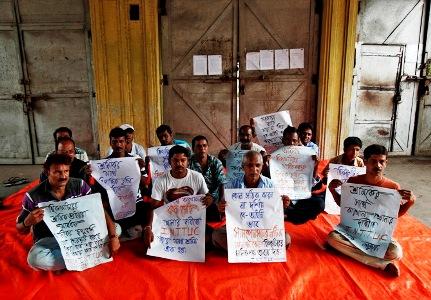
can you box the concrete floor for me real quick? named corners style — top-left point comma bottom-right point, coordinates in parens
top-left (0, 157), bottom-right (430, 226)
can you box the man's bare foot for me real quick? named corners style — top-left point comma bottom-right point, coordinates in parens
top-left (384, 262), bottom-right (400, 277)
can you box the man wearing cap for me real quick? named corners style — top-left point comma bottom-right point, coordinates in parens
top-left (107, 124), bottom-right (146, 159)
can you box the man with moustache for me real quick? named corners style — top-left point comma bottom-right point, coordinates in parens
top-left (91, 127), bottom-right (149, 240)
top-left (229, 125), bottom-right (265, 152)
top-left (142, 145), bottom-right (213, 251)
top-left (327, 144), bottom-right (415, 277)
top-left (16, 154), bottom-right (120, 271)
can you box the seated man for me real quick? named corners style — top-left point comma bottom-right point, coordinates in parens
top-left (16, 154), bottom-right (120, 271)
top-left (322, 136), bottom-right (364, 181)
top-left (40, 137), bottom-right (88, 182)
top-left (281, 125), bottom-right (302, 146)
top-left (143, 145), bottom-right (213, 251)
top-left (212, 150), bottom-right (291, 251)
top-left (327, 144), bottom-right (415, 277)
top-left (273, 126), bottom-right (324, 224)
top-left (229, 125), bottom-right (265, 152)
top-left (91, 127), bottom-right (150, 240)
top-left (156, 124), bottom-right (191, 149)
top-left (330, 136), bottom-right (364, 166)
top-left (298, 122), bottom-right (319, 156)
top-left (107, 123), bottom-right (146, 158)
top-left (190, 135), bottom-right (226, 221)
top-left (46, 127), bottom-right (89, 162)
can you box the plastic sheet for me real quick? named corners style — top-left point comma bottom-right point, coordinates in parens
top-left (1, 176), bottom-right (430, 299)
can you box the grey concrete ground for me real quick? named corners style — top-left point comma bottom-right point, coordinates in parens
top-left (0, 157), bottom-right (430, 226)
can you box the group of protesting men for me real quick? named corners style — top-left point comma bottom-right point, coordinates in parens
top-left (16, 121), bottom-right (415, 277)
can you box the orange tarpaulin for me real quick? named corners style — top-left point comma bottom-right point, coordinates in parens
top-left (1, 180), bottom-right (430, 299)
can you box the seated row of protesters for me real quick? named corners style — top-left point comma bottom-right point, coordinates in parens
top-left (16, 121), bottom-right (415, 277)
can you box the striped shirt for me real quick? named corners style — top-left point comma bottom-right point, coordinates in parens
top-left (17, 178), bottom-right (91, 241)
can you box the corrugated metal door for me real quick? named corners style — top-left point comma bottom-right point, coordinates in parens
top-left (162, 0), bottom-right (319, 153)
top-left (0, 0), bottom-right (32, 163)
top-left (0, 0), bottom-right (96, 164)
top-left (238, 0), bottom-right (319, 126)
top-left (353, 0), bottom-right (426, 155)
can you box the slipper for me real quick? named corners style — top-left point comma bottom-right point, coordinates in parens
top-left (3, 177), bottom-right (29, 187)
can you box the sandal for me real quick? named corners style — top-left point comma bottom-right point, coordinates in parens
top-left (3, 177), bottom-right (29, 187)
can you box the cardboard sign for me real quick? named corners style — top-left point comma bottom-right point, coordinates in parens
top-left (40, 193), bottom-right (112, 271)
top-left (325, 164), bottom-right (366, 214)
top-left (225, 188), bottom-right (286, 263)
top-left (226, 150), bottom-right (247, 182)
top-left (148, 145), bottom-right (174, 183)
top-left (336, 183), bottom-right (401, 258)
top-left (270, 146), bottom-right (315, 199)
top-left (91, 157), bottom-right (141, 220)
top-left (147, 195), bottom-right (206, 262)
top-left (253, 111), bottom-right (293, 153)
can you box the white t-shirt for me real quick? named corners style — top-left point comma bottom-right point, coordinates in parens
top-left (151, 169), bottom-right (209, 203)
top-left (228, 142), bottom-right (265, 153)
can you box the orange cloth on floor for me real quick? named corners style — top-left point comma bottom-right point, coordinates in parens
top-left (1, 179), bottom-right (430, 299)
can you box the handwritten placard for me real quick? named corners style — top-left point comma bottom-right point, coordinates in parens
top-left (91, 157), bottom-right (141, 220)
top-left (148, 145), bottom-right (174, 183)
top-left (225, 188), bottom-right (286, 263)
top-left (253, 111), bottom-right (292, 153)
top-left (147, 195), bottom-right (206, 262)
top-left (39, 193), bottom-right (112, 271)
top-left (325, 164), bottom-right (366, 215)
top-left (336, 183), bottom-right (401, 258)
top-left (270, 146), bottom-right (315, 199)
top-left (226, 150), bottom-right (247, 182)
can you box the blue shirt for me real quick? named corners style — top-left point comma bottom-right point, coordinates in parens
top-left (173, 139), bottom-right (191, 149)
top-left (305, 141), bottom-right (319, 156)
top-left (189, 154), bottom-right (226, 201)
top-left (225, 174), bottom-right (273, 189)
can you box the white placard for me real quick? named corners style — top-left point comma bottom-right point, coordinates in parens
top-left (40, 193), bottom-right (112, 271)
top-left (226, 150), bottom-right (247, 182)
top-left (193, 55), bottom-right (207, 75)
top-left (225, 188), bottom-right (286, 263)
top-left (147, 195), bottom-right (206, 262)
top-left (246, 52), bottom-right (260, 70)
top-left (260, 50), bottom-right (274, 70)
top-left (270, 146), bottom-right (315, 199)
top-left (208, 55), bottom-right (223, 75)
top-left (290, 48), bottom-right (304, 69)
top-left (148, 145), bottom-right (174, 183)
top-left (336, 183), bottom-right (401, 258)
top-left (253, 111), bottom-right (293, 153)
top-left (275, 49), bottom-right (290, 69)
top-left (91, 157), bottom-right (141, 220)
top-left (325, 164), bottom-right (366, 215)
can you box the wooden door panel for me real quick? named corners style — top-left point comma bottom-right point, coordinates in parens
top-left (162, 0), bottom-right (236, 153)
top-left (238, 0), bottom-right (318, 129)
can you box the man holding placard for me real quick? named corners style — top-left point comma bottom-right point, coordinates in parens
top-left (322, 137), bottom-right (365, 180)
top-left (16, 154), bottom-right (120, 271)
top-left (91, 127), bottom-right (149, 241)
top-left (143, 146), bottom-right (213, 252)
top-left (270, 126), bottom-right (324, 224)
top-left (327, 144), bottom-right (415, 277)
top-left (212, 151), bottom-right (291, 251)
